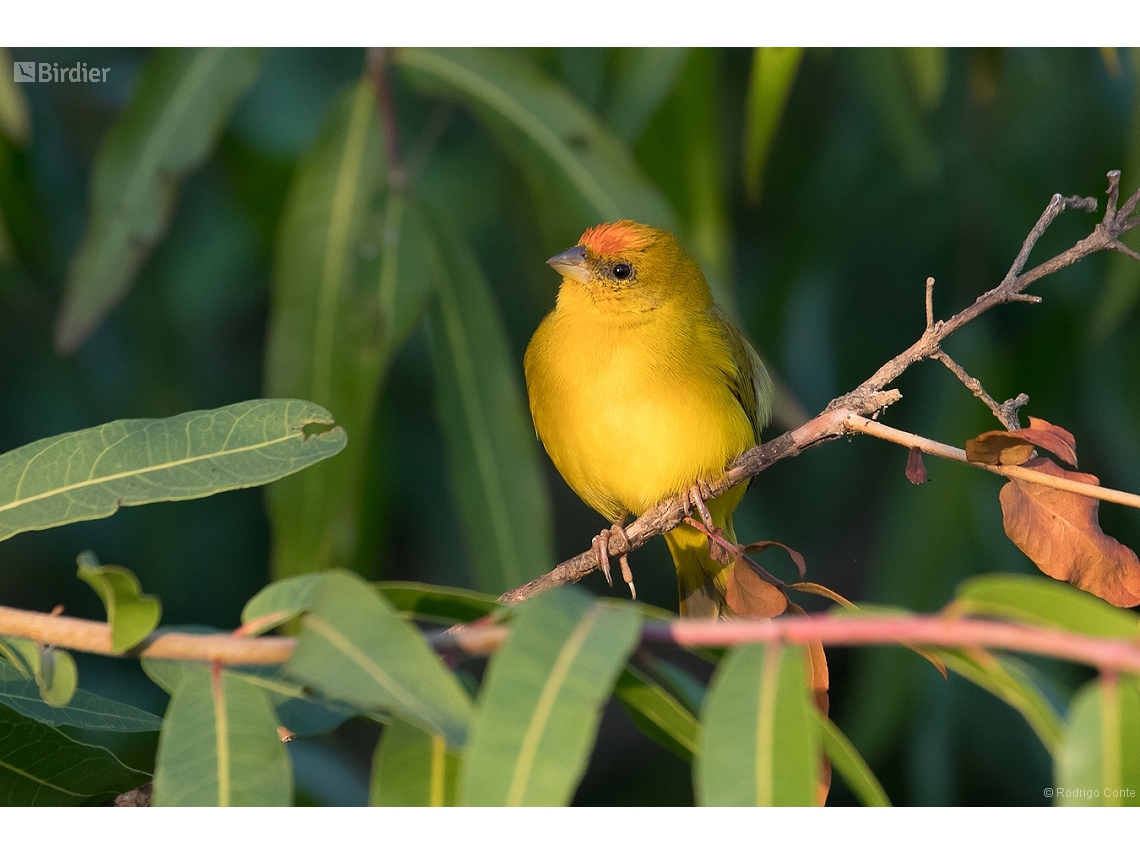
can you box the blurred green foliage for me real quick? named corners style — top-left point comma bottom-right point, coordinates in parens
top-left (1, 46), bottom-right (1138, 806)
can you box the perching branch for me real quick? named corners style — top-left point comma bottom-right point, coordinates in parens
top-left (499, 170), bottom-right (1140, 605)
top-left (6, 601), bottom-right (1140, 678)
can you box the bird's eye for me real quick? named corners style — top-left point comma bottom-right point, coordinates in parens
top-left (612, 263), bottom-right (632, 281)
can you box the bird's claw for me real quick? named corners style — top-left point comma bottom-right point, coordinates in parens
top-left (593, 524), bottom-right (637, 599)
top-left (685, 483), bottom-right (733, 565)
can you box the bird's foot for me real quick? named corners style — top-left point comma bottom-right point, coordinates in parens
top-left (684, 482), bottom-right (733, 566)
top-left (592, 524), bottom-right (637, 599)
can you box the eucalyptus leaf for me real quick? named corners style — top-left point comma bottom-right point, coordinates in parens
top-left (602, 48), bottom-right (690, 144)
top-left (743, 47), bottom-right (803, 206)
top-left (458, 587), bottom-right (642, 806)
top-left (0, 399), bottom-right (344, 542)
top-left (423, 210), bottom-right (554, 593)
top-left (0, 659), bottom-right (161, 731)
top-left (953, 574), bottom-right (1140, 639)
top-left (55, 48), bottom-right (262, 352)
top-left (76, 551), bottom-right (161, 652)
top-left (285, 570), bottom-right (472, 746)
top-left (150, 662), bottom-right (292, 806)
top-left (394, 47), bottom-right (676, 246)
top-left (695, 643), bottom-right (818, 806)
top-left (240, 575), bottom-right (323, 635)
top-left (263, 75), bottom-right (433, 581)
top-left (0, 703), bottom-right (148, 805)
top-left (1055, 676), bottom-right (1140, 806)
top-left (814, 709), bottom-right (891, 807)
top-left (374, 581), bottom-right (499, 625)
top-left (0, 637), bottom-right (76, 708)
top-left (613, 662), bottom-right (700, 761)
top-left (370, 716), bottom-right (459, 806)
top-left (938, 648), bottom-right (1065, 754)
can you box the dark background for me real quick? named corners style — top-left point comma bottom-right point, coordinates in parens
top-left (1, 47), bottom-right (1137, 805)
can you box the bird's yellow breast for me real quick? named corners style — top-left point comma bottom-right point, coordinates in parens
top-left (524, 295), bottom-right (755, 522)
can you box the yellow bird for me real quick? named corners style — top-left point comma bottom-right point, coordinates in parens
top-left (524, 221), bottom-right (773, 618)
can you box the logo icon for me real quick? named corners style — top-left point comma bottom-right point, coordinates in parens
top-left (14, 62), bottom-right (35, 83)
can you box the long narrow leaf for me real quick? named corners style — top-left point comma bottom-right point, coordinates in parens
top-left (695, 643), bottom-right (818, 806)
top-left (602, 48), bottom-right (690, 144)
top-left (285, 571), bottom-right (472, 747)
top-left (939, 648), bottom-right (1065, 754)
top-left (743, 47), bottom-right (803, 206)
top-left (0, 399), bottom-right (345, 542)
top-left (370, 716), bottom-right (459, 806)
top-left (0, 659), bottom-right (161, 731)
top-left (613, 662), bottom-right (700, 760)
top-left (814, 709), bottom-right (891, 807)
top-left (458, 588), bottom-right (642, 806)
top-left (1055, 676), bottom-right (1140, 805)
top-left (423, 210), bottom-right (554, 593)
top-left (0, 703), bottom-right (148, 805)
top-left (263, 75), bottom-right (433, 580)
top-left (394, 47), bottom-right (676, 245)
top-left (148, 662), bottom-right (292, 806)
top-left (55, 48), bottom-right (262, 352)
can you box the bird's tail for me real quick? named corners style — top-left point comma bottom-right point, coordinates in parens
top-left (663, 485), bottom-right (746, 618)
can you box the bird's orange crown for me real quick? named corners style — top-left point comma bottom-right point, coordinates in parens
top-left (579, 221), bottom-right (654, 256)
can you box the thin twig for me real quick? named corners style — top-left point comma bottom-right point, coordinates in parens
top-left (6, 601), bottom-right (1140, 676)
top-left (498, 171), bottom-right (1140, 605)
top-left (934, 348), bottom-right (1025, 431)
top-left (843, 414), bottom-right (1140, 510)
top-left (434, 614), bottom-right (1140, 675)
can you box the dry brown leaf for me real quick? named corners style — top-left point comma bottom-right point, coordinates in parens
top-left (1018, 417), bottom-right (1078, 467)
top-left (999, 457), bottom-right (1140, 607)
top-left (744, 540), bottom-right (807, 579)
top-left (785, 602), bottom-right (831, 805)
top-left (725, 557), bottom-right (787, 618)
top-left (966, 432), bottom-right (1036, 465)
top-left (965, 416), bottom-right (1078, 467)
top-left (906, 446), bottom-right (929, 484)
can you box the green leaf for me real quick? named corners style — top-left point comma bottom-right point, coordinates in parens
top-left (938, 648), bottom-right (1065, 754)
top-left (852, 49), bottom-right (938, 185)
top-left (263, 75), bottom-right (433, 581)
top-left (695, 643), bottom-right (818, 806)
top-left (240, 575), bottom-right (323, 635)
top-left (375, 581), bottom-right (499, 625)
top-left (149, 662), bottom-right (292, 806)
top-left (144, 658), bottom-right (355, 738)
top-left (900, 47), bottom-right (949, 110)
top-left (743, 47), bottom-right (803, 207)
top-left (814, 709), bottom-right (891, 807)
top-left (0, 399), bottom-right (345, 543)
top-left (423, 210), bottom-right (554, 594)
top-left (633, 49), bottom-right (734, 309)
top-left (76, 551), bottom-right (161, 653)
top-left (1055, 676), bottom-right (1140, 806)
top-left (458, 587), bottom-right (642, 806)
top-left (613, 662), bottom-right (700, 761)
top-left (953, 574), bottom-right (1140, 639)
top-left (0, 704), bottom-right (148, 805)
top-left (35, 648), bottom-right (77, 708)
top-left (55, 48), bottom-right (262, 353)
top-left (0, 658), bottom-right (161, 731)
top-left (394, 47), bottom-right (676, 244)
top-left (602, 48), bottom-right (690, 144)
top-left (0, 637), bottom-right (77, 708)
top-left (370, 716), bottom-right (459, 806)
top-left (0, 48), bottom-right (30, 146)
top-left (285, 570), bottom-right (472, 746)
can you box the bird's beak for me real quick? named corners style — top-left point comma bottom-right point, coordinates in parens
top-left (546, 245), bottom-right (591, 284)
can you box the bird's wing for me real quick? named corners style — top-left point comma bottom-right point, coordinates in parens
top-left (710, 306), bottom-right (773, 444)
